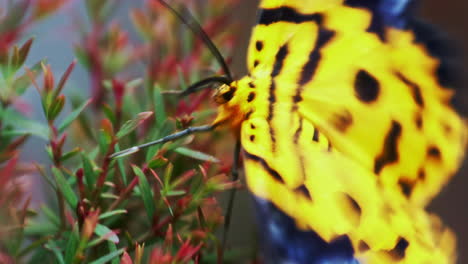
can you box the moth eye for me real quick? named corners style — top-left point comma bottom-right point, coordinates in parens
top-left (213, 84), bottom-right (236, 104)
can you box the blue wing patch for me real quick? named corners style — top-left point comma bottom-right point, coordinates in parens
top-left (253, 197), bottom-right (359, 264)
top-left (344, 0), bottom-right (416, 41)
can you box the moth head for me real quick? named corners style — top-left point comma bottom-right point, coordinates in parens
top-left (213, 83), bottom-right (237, 104)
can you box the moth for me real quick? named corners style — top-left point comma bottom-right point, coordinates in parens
top-left (113, 0), bottom-right (467, 263)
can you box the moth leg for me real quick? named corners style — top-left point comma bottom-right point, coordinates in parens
top-left (110, 125), bottom-right (216, 159)
top-left (221, 140), bottom-right (241, 255)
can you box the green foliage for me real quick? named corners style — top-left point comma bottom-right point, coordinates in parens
top-left (0, 0), bottom-right (242, 263)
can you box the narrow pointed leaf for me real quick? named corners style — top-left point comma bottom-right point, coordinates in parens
top-left (153, 83), bottom-right (166, 128)
top-left (52, 167), bottom-right (78, 209)
top-left (116, 111), bottom-right (153, 139)
top-left (58, 99), bottom-right (91, 133)
top-left (64, 224), bottom-right (80, 263)
top-left (88, 248), bottom-right (125, 264)
top-left (114, 144), bottom-right (128, 185)
top-left (95, 224), bottom-right (119, 243)
top-left (45, 241), bottom-right (66, 264)
top-left (98, 210), bottom-right (127, 220)
top-left (173, 147), bottom-right (219, 163)
top-left (132, 165), bottom-right (155, 222)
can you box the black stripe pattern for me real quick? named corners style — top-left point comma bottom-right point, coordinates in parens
top-left (244, 150), bottom-right (285, 183)
top-left (374, 120), bottom-right (402, 174)
top-left (258, 6), bottom-right (323, 26)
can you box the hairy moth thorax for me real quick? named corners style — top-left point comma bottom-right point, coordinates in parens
top-left (213, 77), bottom-right (259, 131)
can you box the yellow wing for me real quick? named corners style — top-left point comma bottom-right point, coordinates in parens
top-left (241, 116), bottom-right (457, 263)
top-left (243, 0), bottom-right (466, 207)
top-left (213, 0), bottom-right (466, 262)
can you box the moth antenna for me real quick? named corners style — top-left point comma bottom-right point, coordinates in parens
top-left (156, 0), bottom-right (233, 82)
top-left (110, 125), bottom-right (215, 159)
top-left (180, 75), bottom-right (232, 97)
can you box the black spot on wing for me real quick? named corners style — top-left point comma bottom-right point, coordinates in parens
top-left (427, 145), bottom-right (442, 160)
top-left (248, 81), bottom-right (255, 88)
top-left (355, 70), bottom-right (380, 103)
top-left (253, 60), bottom-right (259, 68)
top-left (442, 122), bottom-right (453, 135)
top-left (387, 237), bottom-right (409, 261)
top-left (398, 178), bottom-right (415, 198)
top-left (331, 110), bottom-right (353, 133)
top-left (414, 112), bottom-right (423, 130)
top-left (243, 150), bottom-right (284, 183)
top-left (418, 168), bottom-right (426, 180)
top-left (247, 92), bottom-right (256, 102)
top-left (374, 121), bottom-right (402, 174)
top-left (358, 240), bottom-right (370, 252)
top-left (295, 184), bottom-right (312, 200)
top-left (396, 72), bottom-right (425, 107)
top-left (258, 7), bottom-right (323, 26)
top-left (312, 128), bottom-right (320, 142)
top-left (245, 110), bottom-right (253, 119)
top-left (249, 135), bottom-right (255, 142)
top-left (345, 194), bottom-right (362, 217)
top-left (255, 40), bottom-right (263, 51)
top-left (292, 94), bottom-right (302, 103)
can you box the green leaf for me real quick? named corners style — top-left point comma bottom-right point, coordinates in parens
top-left (102, 104), bottom-right (116, 125)
top-left (166, 190), bottom-right (186, 196)
top-left (163, 163), bottom-right (174, 191)
top-left (46, 95), bottom-right (65, 122)
top-left (29, 247), bottom-right (54, 263)
top-left (17, 236), bottom-right (51, 258)
top-left (95, 224), bottom-right (119, 244)
top-left (60, 147), bottom-right (81, 162)
top-left (108, 242), bottom-right (120, 264)
top-left (17, 38), bottom-right (34, 69)
top-left (147, 157), bottom-right (167, 169)
top-left (98, 209), bottom-right (127, 220)
top-left (24, 221), bottom-right (58, 236)
top-left (64, 224), bottom-right (80, 264)
top-left (88, 248), bottom-right (125, 264)
top-left (45, 241), bottom-right (66, 264)
top-left (126, 78), bottom-right (143, 90)
top-left (12, 74), bottom-right (31, 96)
top-left (98, 129), bottom-right (112, 154)
top-left (116, 111), bottom-right (153, 139)
top-left (114, 144), bottom-right (128, 185)
top-left (132, 165), bottom-right (156, 222)
top-left (53, 60), bottom-right (76, 99)
top-left (41, 205), bottom-right (60, 227)
top-left (101, 193), bottom-right (119, 199)
top-left (173, 147), bottom-right (219, 163)
top-left (82, 153), bottom-right (96, 188)
top-left (52, 167), bottom-right (78, 209)
top-left (153, 83), bottom-right (166, 128)
top-left (2, 109), bottom-right (49, 139)
top-left (74, 46), bottom-right (90, 70)
top-left (58, 99), bottom-right (91, 133)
